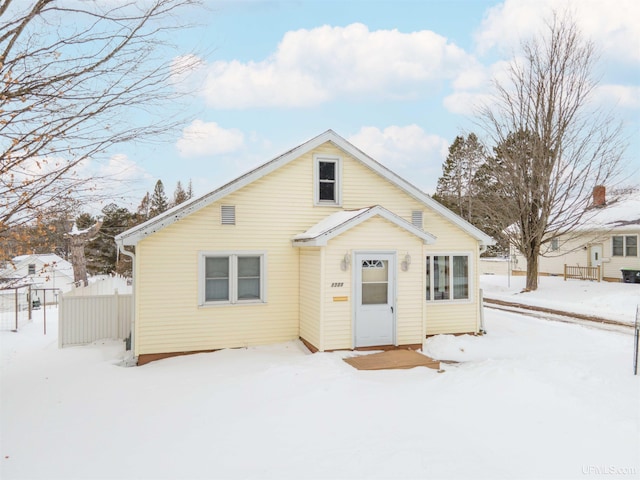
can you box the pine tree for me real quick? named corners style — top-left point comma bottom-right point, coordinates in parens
top-left (136, 192), bottom-right (151, 222)
top-left (149, 180), bottom-right (168, 218)
top-left (173, 181), bottom-right (189, 206)
top-left (186, 179), bottom-right (193, 200)
top-left (82, 204), bottom-right (136, 275)
top-left (434, 133), bottom-right (485, 222)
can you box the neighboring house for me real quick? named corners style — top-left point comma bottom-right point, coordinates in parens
top-left (116, 130), bottom-right (494, 365)
top-left (512, 187), bottom-right (640, 282)
top-left (0, 253), bottom-right (75, 293)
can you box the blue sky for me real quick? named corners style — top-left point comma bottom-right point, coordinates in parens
top-left (99, 0), bottom-right (640, 208)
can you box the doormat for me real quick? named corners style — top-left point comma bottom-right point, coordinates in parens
top-left (343, 349), bottom-right (441, 370)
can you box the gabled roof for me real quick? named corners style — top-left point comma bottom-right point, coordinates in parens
top-left (116, 130), bottom-right (494, 247)
top-left (292, 206), bottom-right (437, 247)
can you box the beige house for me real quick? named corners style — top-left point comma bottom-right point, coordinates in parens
top-left (116, 130), bottom-right (494, 365)
top-left (512, 187), bottom-right (640, 282)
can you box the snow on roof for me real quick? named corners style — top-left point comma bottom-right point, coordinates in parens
top-left (4, 254), bottom-right (74, 278)
top-left (293, 208), bottom-right (371, 241)
top-left (578, 189), bottom-right (640, 232)
top-left (292, 205), bottom-right (437, 246)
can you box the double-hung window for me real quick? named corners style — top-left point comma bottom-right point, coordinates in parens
top-left (426, 254), bottom-right (470, 301)
top-left (612, 235), bottom-right (637, 257)
top-left (314, 155), bottom-right (341, 205)
top-left (200, 252), bottom-right (265, 305)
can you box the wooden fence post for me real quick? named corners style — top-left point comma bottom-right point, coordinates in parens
top-left (13, 288), bottom-right (18, 331)
top-left (43, 289), bottom-right (47, 335)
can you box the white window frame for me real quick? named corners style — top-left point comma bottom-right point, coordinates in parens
top-left (198, 251), bottom-right (267, 306)
top-left (313, 154), bottom-right (342, 206)
top-left (612, 235), bottom-right (638, 257)
top-left (425, 252), bottom-right (473, 303)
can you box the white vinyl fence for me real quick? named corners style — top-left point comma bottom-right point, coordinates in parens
top-left (58, 291), bottom-right (132, 347)
top-left (65, 274), bottom-right (131, 296)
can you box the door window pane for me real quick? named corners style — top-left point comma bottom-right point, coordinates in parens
top-left (362, 259), bottom-right (388, 305)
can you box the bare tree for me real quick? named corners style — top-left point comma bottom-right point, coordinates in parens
top-left (67, 218), bottom-right (102, 287)
top-left (0, 0), bottom-right (202, 234)
top-left (477, 12), bottom-right (626, 291)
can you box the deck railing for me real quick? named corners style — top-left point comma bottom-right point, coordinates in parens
top-left (563, 264), bottom-right (600, 282)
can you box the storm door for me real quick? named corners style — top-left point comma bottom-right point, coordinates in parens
top-left (354, 253), bottom-right (396, 347)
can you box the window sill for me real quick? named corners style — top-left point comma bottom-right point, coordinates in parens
top-left (199, 300), bottom-right (266, 308)
top-left (426, 298), bottom-right (473, 305)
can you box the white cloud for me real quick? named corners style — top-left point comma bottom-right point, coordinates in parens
top-left (594, 85), bottom-right (640, 110)
top-left (99, 153), bottom-right (150, 182)
top-left (348, 125), bottom-right (449, 192)
top-left (199, 23), bottom-right (478, 109)
top-left (170, 54), bottom-right (207, 93)
top-left (475, 0), bottom-right (640, 63)
top-left (176, 120), bottom-right (245, 157)
top-left (443, 91), bottom-right (493, 116)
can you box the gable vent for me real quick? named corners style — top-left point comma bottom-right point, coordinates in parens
top-left (221, 205), bottom-right (236, 225)
top-left (411, 210), bottom-right (423, 229)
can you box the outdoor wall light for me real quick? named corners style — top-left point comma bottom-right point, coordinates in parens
top-left (401, 253), bottom-right (412, 271)
top-left (340, 253), bottom-right (351, 271)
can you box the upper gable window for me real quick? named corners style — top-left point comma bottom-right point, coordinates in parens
top-left (314, 155), bottom-right (341, 206)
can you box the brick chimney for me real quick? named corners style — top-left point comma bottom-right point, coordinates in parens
top-left (593, 185), bottom-right (606, 207)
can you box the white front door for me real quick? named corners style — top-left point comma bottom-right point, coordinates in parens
top-left (590, 244), bottom-right (603, 267)
top-left (354, 253), bottom-right (396, 348)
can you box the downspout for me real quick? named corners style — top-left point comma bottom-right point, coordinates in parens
top-left (116, 239), bottom-right (137, 366)
top-left (479, 242), bottom-right (487, 334)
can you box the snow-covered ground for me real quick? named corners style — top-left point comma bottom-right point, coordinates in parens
top-left (481, 274), bottom-right (640, 325)
top-left (1, 284), bottom-right (639, 479)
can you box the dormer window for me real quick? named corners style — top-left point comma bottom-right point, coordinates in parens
top-left (314, 155), bottom-right (341, 206)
